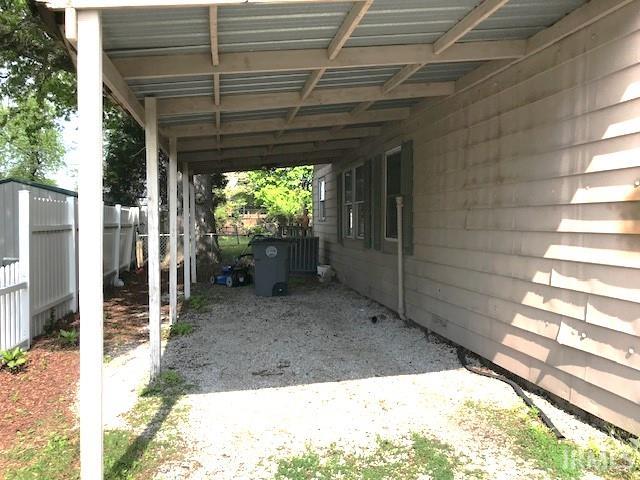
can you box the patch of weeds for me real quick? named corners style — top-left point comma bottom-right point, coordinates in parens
top-left (183, 293), bottom-right (208, 312)
top-left (58, 328), bottom-right (79, 347)
top-left (104, 353), bottom-right (114, 364)
top-left (4, 432), bottom-right (78, 480)
top-left (459, 400), bottom-right (640, 480)
top-left (274, 433), bottom-right (482, 480)
top-left (169, 322), bottom-right (194, 337)
top-left (127, 370), bottom-right (190, 430)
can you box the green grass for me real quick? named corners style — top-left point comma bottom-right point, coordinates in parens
top-left (274, 433), bottom-right (484, 480)
top-left (460, 400), bottom-right (640, 480)
top-left (183, 293), bottom-right (208, 312)
top-left (218, 235), bottom-right (250, 264)
top-left (169, 321), bottom-right (194, 337)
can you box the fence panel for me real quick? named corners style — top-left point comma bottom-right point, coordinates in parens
top-left (289, 237), bottom-right (319, 273)
top-left (29, 196), bottom-right (76, 337)
top-left (0, 261), bottom-right (28, 350)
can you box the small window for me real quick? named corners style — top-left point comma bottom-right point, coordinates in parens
top-left (384, 147), bottom-right (402, 240)
top-left (318, 177), bottom-right (326, 221)
top-left (342, 165), bottom-right (366, 239)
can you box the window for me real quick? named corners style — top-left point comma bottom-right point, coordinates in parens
top-left (343, 169), bottom-right (353, 237)
top-left (384, 147), bottom-right (402, 240)
top-left (318, 177), bottom-right (326, 221)
top-left (342, 165), bottom-right (366, 239)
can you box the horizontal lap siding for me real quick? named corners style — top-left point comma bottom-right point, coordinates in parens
top-left (313, 1), bottom-right (640, 436)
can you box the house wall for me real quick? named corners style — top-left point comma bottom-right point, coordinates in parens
top-left (313, 2), bottom-right (640, 435)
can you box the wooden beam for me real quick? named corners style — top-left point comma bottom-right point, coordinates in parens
top-left (114, 40), bottom-right (526, 79)
top-left (301, 68), bottom-right (326, 101)
top-left (178, 126), bottom-right (380, 151)
top-left (434, 0), bottom-right (510, 54)
top-left (180, 139), bottom-right (360, 161)
top-left (454, 0), bottom-right (634, 93)
top-left (213, 72), bottom-right (220, 105)
top-left (158, 82), bottom-right (453, 115)
top-left (188, 150), bottom-right (345, 174)
top-left (103, 55), bottom-right (145, 126)
top-left (164, 108), bottom-right (410, 137)
top-left (64, 7), bottom-right (77, 43)
top-left (350, 100), bottom-right (374, 116)
top-left (383, 63), bottom-right (424, 93)
top-left (286, 106), bottom-right (301, 123)
top-left (209, 6), bottom-right (219, 66)
top-left (327, 0), bottom-right (372, 60)
top-left (42, 0), bottom-right (359, 10)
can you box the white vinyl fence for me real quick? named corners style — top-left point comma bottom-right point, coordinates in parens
top-left (0, 190), bottom-right (139, 350)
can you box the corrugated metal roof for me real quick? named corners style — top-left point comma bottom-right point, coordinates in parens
top-left (406, 61), bottom-right (486, 83)
top-left (129, 75), bottom-right (213, 98)
top-left (222, 108), bottom-right (289, 122)
top-left (221, 71), bottom-right (309, 95)
top-left (466, 0), bottom-right (587, 42)
top-left (369, 98), bottom-right (422, 110)
top-left (160, 113), bottom-right (215, 127)
top-left (103, 8), bottom-right (210, 58)
top-left (317, 66), bottom-right (402, 89)
top-left (218, 3), bottom-right (352, 53)
top-left (346, 0), bottom-right (479, 48)
top-left (297, 103), bottom-right (359, 116)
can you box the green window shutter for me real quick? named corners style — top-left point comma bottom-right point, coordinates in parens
top-left (371, 154), bottom-right (383, 251)
top-left (363, 159), bottom-right (372, 248)
top-left (401, 140), bottom-right (414, 255)
top-left (336, 171), bottom-right (343, 245)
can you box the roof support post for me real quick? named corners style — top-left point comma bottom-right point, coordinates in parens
top-left (189, 178), bottom-right (197, 284)
top-left (182, 163), bottom-right (191, 300)
top-left (145, 96), bottom-right (161, 380)
top-left (77, 9), bottom-right (103, 480)
top-left (168, 137), bottom-right (178, 324)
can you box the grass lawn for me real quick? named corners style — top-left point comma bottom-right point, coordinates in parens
top-left (217, 235), bottom-right (250, 264)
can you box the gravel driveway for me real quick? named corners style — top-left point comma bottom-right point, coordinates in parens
top-left (133, 278), bottom-right (618, 480)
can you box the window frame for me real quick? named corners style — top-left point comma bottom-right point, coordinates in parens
top-left (383, 146), bottom-right (402, 242)
top-left (342, 164), bottom-right (365, 239)
top-left (318, 176), bottom-right (326, 222)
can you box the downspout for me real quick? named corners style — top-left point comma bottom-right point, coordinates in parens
top-left (395, 196), bottom-right (405, 320)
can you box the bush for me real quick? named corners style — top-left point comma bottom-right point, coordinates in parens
top-left (1, 347), bottom-right (28, 373)
top-left (58, 328), bottom-right (79, 346)
top-left (169, 322), bottom-right (194, 337)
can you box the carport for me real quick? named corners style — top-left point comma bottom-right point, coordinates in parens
top-left (35, 0), bottom-right (639, 477)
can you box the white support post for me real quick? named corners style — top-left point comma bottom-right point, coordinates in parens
top-left (77, 9), bottom-right (104, 480)
top-left (168, 137), bottom-right (178, 324)
top-left (113, 204), bottom-right (123, 287)
top-left (182, 163), bottom-right (191, 300)
top-left (189, 177), bottom-right (197, 284)
top-left (145, 96), bottom-right (161, 380)
top-left (66, 196), bottom-right (78, 313)
top-left (18, 190), bottom-right (31, 348)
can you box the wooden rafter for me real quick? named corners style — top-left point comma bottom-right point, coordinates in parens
top-left (165, 108), bottom-right (409, 137)
top-left (209, 5), bottom-right (219, 66)
top-left (327, 0), bottom-right (372, 60)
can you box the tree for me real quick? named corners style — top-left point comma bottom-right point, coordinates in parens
top-left (0, 96), bottom-right (65, 182)
top-left (246, 166), bottom-right (313, 223)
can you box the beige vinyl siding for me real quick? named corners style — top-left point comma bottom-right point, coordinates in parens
top-left (313, 2), bottom-right (640, 435)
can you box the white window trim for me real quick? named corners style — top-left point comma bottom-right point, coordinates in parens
top-left (354, 164), bottom-right (365, 239)
top-left (343, 169), bottom-right (354, 239)
top-left (383, 146), bottom-right (402, 242)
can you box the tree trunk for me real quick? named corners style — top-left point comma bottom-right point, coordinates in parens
top-left (193, 174), bottom-right (220, 281)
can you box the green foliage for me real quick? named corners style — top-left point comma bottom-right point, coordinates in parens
top-left (58, 328), bottom-right (79, 346)
top-left (0, 96), bottom-right (65, 182)
top-left (0, 0), bottom-right (76, 117)
top-left (274, 433), bottom-right (478, 480)
top-left (169, 322), bottom-right (194, 337)
top-left (460, 400), bottom-right (640, 480)
top-left (184, 293), bottom-right (208, 312)
top-left (1, 347), bottom-right (28, 373)
top-left (4, 433), bottom-right (77, 480)
top-left (246, 166), bottom-right (313, 222)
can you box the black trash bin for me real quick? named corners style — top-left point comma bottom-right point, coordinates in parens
top-left (251, 237), bottom-right (290, 297)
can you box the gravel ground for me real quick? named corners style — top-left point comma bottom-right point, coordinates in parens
top-left (127, 279), bottom-right (617, 480)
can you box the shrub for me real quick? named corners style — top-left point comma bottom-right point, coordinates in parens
top-left (59, 328), bottom-right (79, 346)
top-left (169, 322), bottom-right (194, 337)
top-left (1, 347), bottom-right (28, 373)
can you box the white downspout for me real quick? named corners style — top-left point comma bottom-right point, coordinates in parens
top-left (395, 196), bottom-right (405, 320)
